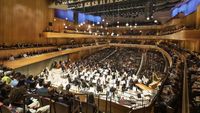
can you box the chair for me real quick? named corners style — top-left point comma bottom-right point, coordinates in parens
top-left (54, 102), bottom-right (70, 113)
top-left (40, 97), bottom-right (54, 113)
top-left (81, 102), bottom-right (96, 113)
top-left (72, 99), bottom-right (80, 113)
top-left (40, 97), bottom-right (51, 106)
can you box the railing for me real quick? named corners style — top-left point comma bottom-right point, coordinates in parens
top-left (182, 56), bottom-right (190, 113)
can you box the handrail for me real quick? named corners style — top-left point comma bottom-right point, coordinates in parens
top-left (136, 51), bottom-right (146, 77)
top-left (182, 56), bottom-right (190, 113)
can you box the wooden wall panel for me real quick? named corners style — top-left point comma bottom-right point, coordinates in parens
top-left (196, 5), bottom-right (200, 29)
top-left (0, 0), bottom-right (54, 45)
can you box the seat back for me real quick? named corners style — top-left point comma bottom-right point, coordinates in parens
top-left (40, 97), bottom-right (54, 113)
top-left (81, 102), bottom-right (96, 113)
top-left (54, 102), bottom-right (70, 113)
top-left (72, 99), bottom-right (80, 113)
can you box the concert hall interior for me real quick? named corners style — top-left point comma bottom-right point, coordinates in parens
top-left (0, 0), bottom-right (200, 113)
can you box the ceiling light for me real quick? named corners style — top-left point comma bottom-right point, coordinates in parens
top-left (126, 23), bottom-right (129, 27)
top-left (92, 24), bottom-right (95, 26)
top-left (135, 23), bottom-right (137, 26)
top-left (106, 22), bottom-right (109, 25)
top-left (117, 21), bottom-right (119, 24)
top-left (102, 19), bottom-right (105, 22)
top-left (147, 17), bottom-right (150, 20)
top-left (117, 25), bottom-right (119, 28)
top-left (111, 32), bottom-right (114, 36)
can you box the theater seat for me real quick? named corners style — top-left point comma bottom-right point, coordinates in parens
top-left (40, 97), bottom-right (54, 113)
top-left (81, 102), bottom-right (96, 113)
top-left (54, 102), bottom-right (70, 113)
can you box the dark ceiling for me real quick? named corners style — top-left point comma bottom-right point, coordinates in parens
top-left (50, 0), bottom-right (181, 25)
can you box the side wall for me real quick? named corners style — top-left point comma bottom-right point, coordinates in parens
top-left (0, 0), bottom-right (55, 45)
